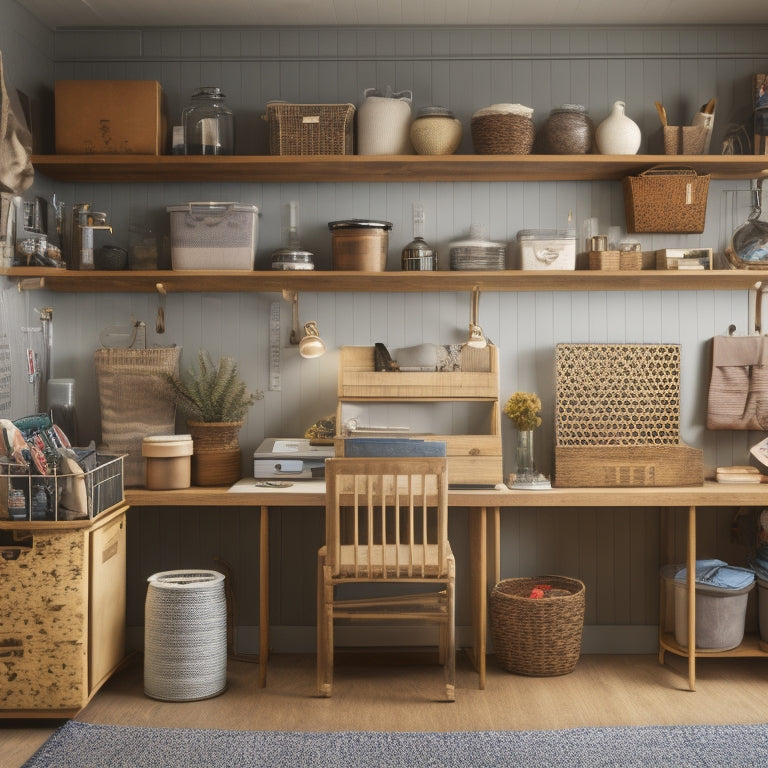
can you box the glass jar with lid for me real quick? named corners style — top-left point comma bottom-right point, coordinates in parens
top-left (182, 87), bottom-right (234, 155)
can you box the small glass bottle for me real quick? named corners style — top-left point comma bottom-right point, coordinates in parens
top-left (182, 87), bottom-right (234, 155)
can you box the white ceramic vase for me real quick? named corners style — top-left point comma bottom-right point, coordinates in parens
top-left (595, 100), bottom-right (641, 155)
top-left (357, 86), bottom-right (413, 155)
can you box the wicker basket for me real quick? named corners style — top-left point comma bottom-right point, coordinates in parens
top-left (264, 102), bottom-right (355, 155)
top-left (471, 112), bottom-right (535, 155)
top-left (623, 166), bottom-right (710, 233)
top-left (490, 576), bottom-right (585, 676)
top-left (553, 343), bottom-right (703, 487)
top-left (663, 125), bottom-right (709, 155)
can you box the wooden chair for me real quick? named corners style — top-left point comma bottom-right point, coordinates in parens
top-left (317, 457), bottom-right (455, 701)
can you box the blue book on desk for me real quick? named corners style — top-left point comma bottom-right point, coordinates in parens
top-left (343, 438), bottom-right (446, 457)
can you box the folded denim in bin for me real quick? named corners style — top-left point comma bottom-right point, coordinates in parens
top-left (751, 554), bottom-right (768, 582)
top-left (675, 558), bottom-right (755, 590)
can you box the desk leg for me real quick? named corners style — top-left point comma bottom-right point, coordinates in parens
top-left (469, 506), bottom-right (487, 689)
top-left (686, 504), bottom-right (696, 692)
top-left (259, 505), bottom-right (269, 689)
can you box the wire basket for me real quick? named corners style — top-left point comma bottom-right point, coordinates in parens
top-left (490, 575), bottom-right (585, 676)
top-left (471, 113), bottom-right (535, 155)
top-left (264, 102), bottom-right (355, 155)
top-left (1, 453), bottom-right (124, 522)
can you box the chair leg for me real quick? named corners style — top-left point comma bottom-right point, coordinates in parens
top-left (316, 551), bottom-right (333, 697)
top-left (445, 574), bottom-right (456, 702)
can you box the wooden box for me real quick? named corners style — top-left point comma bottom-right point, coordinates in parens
top-left (0, 507), bottom-right (126, 716)
top-left (55, 80), bottom-right (167, 155)
top-left (335, 345), bottom-right (502, 486)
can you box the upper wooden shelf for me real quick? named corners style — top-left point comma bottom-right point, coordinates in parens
top-left (31, 153), bottom-right (768, 183)
top-left (6, 267), bottom-right (768, 293)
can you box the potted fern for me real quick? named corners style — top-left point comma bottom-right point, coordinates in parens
top-left (168, 350), bottom-right (263, 486)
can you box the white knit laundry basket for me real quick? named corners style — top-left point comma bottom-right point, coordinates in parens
top-left (144, 569), bottom-right (227, 701)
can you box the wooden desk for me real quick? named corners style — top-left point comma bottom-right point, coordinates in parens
top-left (125, 480), bottom-right (768, 691)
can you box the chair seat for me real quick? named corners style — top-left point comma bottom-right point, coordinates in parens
top-left (334, 542), bottom-right (452, 579)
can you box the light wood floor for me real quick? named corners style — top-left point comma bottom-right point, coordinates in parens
top-left (6, 651), bottom-right (768, 767)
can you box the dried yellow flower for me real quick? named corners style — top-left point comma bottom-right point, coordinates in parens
top-left (504, 391), bottom-right (542, 431)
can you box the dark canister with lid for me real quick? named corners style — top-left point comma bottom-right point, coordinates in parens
top-left (540, 105), bottom-right (594, 154)
top-left (328, 219), bottom-right (392, 271)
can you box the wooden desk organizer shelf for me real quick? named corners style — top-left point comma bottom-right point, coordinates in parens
top-left (335, 345), bottom-right (502, 486)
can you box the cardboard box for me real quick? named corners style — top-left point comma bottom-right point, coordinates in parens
top-left (55, 80), bottom-right (167, 154)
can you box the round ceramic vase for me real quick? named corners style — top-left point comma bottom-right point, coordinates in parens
top-left (595, 100), bottom-right (641, 155)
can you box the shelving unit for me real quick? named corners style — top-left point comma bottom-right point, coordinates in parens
top-left (18, 150), bottom-right (768, 687)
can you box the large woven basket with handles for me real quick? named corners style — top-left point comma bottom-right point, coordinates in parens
top-left (490, 575), bottom-right (585, 676)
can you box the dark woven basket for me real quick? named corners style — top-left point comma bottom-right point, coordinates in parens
top-left (490, 575), bottom-right (586, 676)
top-left (471, 113), bottom-right (535, 154)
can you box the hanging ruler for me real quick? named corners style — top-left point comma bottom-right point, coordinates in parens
top-left (269, 300), bottom-right (281, 391)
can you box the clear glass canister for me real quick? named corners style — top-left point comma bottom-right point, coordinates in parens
top-left (183, 87), bottom-right (234, 155)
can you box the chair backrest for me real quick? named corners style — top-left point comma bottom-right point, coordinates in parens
top-left (324, 456), bottom-right (449, 579)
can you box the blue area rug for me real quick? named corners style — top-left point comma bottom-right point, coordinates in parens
top-left (23, 720), bottom-right (768, 767)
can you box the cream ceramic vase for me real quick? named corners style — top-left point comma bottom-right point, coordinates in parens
top-left (595, 100), bottom-right (641, 155)
top-left (357, 86), bottom-right (413, 155)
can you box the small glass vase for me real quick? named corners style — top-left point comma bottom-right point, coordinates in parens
top-left (514, 429), bottom-right (537, 485)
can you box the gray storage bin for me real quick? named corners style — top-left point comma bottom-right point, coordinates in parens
top-left (673, 577), bottom-right (753, 651)
top-left (758, 578), bottom-right (768, 643)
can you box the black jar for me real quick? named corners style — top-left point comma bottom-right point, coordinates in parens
top-left (541, 105), bottom-right (594, 154)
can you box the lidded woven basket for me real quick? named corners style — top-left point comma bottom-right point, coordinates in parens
top-left (490, 575), bottom-right (585, 676)
top-left (471, 103), bottom-right (535, 155)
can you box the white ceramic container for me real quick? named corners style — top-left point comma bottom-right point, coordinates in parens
top-left (595, 100), bottom-right (641, 155)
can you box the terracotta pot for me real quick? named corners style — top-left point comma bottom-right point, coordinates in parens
top-left (187, 421), bottom-right (242, 486)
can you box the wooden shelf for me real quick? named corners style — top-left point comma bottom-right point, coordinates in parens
top-left (660, 632), bottom-right (768, 659)
top-left (6, 266), bottom-right (768, 293)
top-left (31, 153), bottom-right (768, 183)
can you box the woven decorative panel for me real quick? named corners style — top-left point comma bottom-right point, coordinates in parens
top-left (555, 343), bottom-right (682, 446)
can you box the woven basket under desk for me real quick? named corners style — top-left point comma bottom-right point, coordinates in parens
top-left (490, 576), bottom-right (585, 676)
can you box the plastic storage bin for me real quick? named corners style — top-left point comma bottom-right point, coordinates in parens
top-left (517, 229), bottom-right (576, 270)
top-left (167, 202), bottom-right (259, 270)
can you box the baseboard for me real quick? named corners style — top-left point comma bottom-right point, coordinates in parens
top-left (127, 624), bottom-right (660, 655)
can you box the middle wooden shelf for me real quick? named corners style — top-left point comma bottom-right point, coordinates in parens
top-left (5, 267), bottom-right (768, 294)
